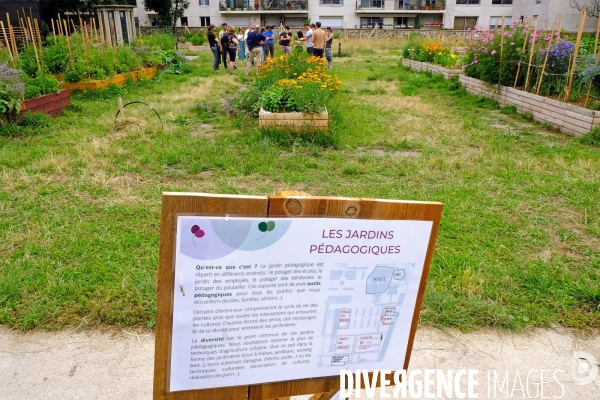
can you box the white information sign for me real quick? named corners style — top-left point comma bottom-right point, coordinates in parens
top-left (169, 216), bottom-right (433, 392)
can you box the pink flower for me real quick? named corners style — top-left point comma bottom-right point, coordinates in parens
top-left (491, 50), bottom-right (497, 55)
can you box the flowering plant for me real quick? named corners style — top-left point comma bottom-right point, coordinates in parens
top-left (463, 21), bottom-right (535, 86)
top-left (0, 62), bottom-right (25, 115)
top-left (403, 39), bottom-right (459, 68)
top-left (256, 54), bottom-right (341, 113)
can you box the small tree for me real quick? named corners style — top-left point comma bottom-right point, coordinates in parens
top-left (570, 0), bottom-right (600, 18)
top-left (143, 0), bottom-right (190, 33)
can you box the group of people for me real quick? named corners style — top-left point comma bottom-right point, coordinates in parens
top-left (207, 22), bottom-right (335, 75)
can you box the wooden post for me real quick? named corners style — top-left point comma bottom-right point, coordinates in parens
top-left (536, 19), bottom-right (559, 95)
top-left (514, 16), bottom-right (532, 88)
top-left (27, 17), bottom-right (41, 71)
top-left (103, 15), bottom-right (110, 46)
top-left (566, 10), bottom-right (587, 101)
top-left (523, 19), bottom-right (539, 92)
top-left (63, 19), bottom-right (73, 60)
top-left (0, 21), bottom-right (14, 65)
top-left (71, 19), bottom-right (77, 34)
top-left (584, 16), bottom-right (600, 106)
top-left (498, 16), bottom-right (505, 86)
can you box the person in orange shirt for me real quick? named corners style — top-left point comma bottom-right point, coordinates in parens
top-left (312, 22), bottom-right (326, 58)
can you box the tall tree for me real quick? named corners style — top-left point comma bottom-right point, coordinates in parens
top-left (570, 0), bottom-right (600, 17)
top-left (143, 0), bottom-right (189, 33)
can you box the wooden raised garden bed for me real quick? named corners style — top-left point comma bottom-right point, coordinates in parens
top-left (60, 67), bottom-right (157, 91)
top-left (402, 58), bottom-right (463, 79)
top-left (20, 89), bottom-right (70, 117)
top-left (459, 75), bottom-right (600, 136)
top-left (258, 108), bottom-right (328, 131)
top-left (403, 59), bottom-right (600, 136)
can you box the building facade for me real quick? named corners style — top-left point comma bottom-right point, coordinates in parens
top-left (132, 0), bottom-right (598, 31)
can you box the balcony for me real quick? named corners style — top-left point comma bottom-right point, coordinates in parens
top-left (356, 0), bottom-right (446, 11)
top-left (219, 0), bottom-right (308, 12)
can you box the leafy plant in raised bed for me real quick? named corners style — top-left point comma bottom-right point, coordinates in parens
top-left (22, 73), bottom-right (61, 99)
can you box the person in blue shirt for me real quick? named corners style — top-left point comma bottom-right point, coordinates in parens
top-left (245, 25), bottom-right (267, 75)
top-left (264, 25), bottom-right (275, 60)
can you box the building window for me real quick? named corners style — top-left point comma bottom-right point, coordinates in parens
top-left (180, 17), bottom-right (188, 26)
top-left (320, 0), bottom-right (343, 4)
top-left (536, 0), bottom-right (541, 3)
top-left (200, 16), bottom-right (211, 26)
top-left (360, 17), bottom-right (384, 28)
top-left (151, 17), bottom-right (159, 26)
top-left (492, 0), bottom-right (513, 4)
top-left (489, 16), bottom-right (509, 29)
top-left (359, 0), bottom-right (383, 7)
top-left (453, 17), bottom-right (478, 30)
top-left (199, 0), bottom-right (209, 5)
top-left (456, 0), bottom-right (480, 4)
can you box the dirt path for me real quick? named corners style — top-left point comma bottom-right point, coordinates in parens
top-left (1, 326), bottom-right (598, 399)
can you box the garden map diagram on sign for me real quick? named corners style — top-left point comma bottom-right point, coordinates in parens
top-left (317, 263), bottom-right (415, 367)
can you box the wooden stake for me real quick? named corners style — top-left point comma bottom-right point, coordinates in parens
top-left (82, 21), bottom-right (90, 79)
top-left (63, 19), bottom-right (73, 60)
top-left (26, 17), bottom-right (41, 71)
top-left (524, 19), bottom-right (539, 92)
top-left (71, 19), bottom-right (77, 34)
top-left (6, 13), bottom-right (18, 59)
top-left (51, 18), bottom-right (56, 41)
top-left (20, 17), bottom-right (29, 43)
top-left (584, 16), bottom-right (600, 106)
top-left (498, 16), bottom-right (505, 86)
top-left (536, 19), bottom-right (559, 95)
top-left (0, 21), bottom-right (14, 65)
top-left (514, 16), bottom-right (532, 88)
top-left (566, 10), bottom-right (587, 101)
top-left (92, 18), bottom-right (99, 43)
top-left (118, 97), bottom-right (125, 119)
top-left (58, 14), bottom-right (63, 36)
top-left (34, 18), bottom-right (42, 46)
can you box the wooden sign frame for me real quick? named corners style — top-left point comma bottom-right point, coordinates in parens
top-left (154, 192), bottom-right (443, 400)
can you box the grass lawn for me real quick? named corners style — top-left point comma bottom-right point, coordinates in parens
top-left (0, 48), bottom-right (599, 331)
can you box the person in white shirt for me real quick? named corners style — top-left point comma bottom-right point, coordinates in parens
top-left (243, 23), bottom-right (253, 58)
top-left (296, 23), bottom-right (314, 55)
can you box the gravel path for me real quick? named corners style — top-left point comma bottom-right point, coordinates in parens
top-left (1, 326), bottom-right (598, 399)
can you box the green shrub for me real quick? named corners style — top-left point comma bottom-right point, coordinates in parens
top-left (580, 127), bottom-right (600, 146)
top-left (44, 40), bottom-right (70, 74)
top-left (19, 45), bottom-right (40, 78)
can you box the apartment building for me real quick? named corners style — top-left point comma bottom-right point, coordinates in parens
top-left (446, 0), bottom-right (597, 32)
top-left (132, 0), bottom-right (597, 31)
